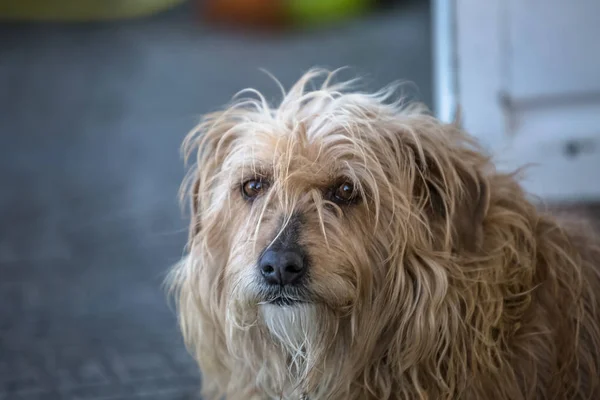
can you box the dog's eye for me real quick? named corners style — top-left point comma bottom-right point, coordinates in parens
top-left (242, 179), bottom-right (269, 200)
top-left (332, 181), bottom-right (358, 204)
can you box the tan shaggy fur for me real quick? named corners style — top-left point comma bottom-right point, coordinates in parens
top-left (168, 69), bottom-right (600, 400)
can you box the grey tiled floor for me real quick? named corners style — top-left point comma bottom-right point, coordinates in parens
top-left (0, 1), bottom-right (431, 399)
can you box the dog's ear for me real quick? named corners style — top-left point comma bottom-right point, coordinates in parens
top-left (182, 112), bottom-right (237, 245)
top-left (181, 167), bottom-right (205, 246)
top-left (447, 167), bottom-right (490, 252)
top-left (416, 145), bottom-right (490, 253)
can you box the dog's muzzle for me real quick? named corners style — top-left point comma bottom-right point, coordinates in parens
top-left (257, 246), bottom-right (310, 306)
top-left (256, 213), bottom-right (311, 306)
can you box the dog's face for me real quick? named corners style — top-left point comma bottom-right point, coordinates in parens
top-left (185, 87), bottom-right (426, 321)
top-left (204, 124), bottom-right (387, 313)
top-left (175, 70), bottom-right (491, 398)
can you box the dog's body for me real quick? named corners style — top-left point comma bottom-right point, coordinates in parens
top-left (169, 70), bottom-right (600, 400)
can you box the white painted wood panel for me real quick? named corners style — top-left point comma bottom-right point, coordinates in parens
top-left (507, 0), bottom-right (600, 99)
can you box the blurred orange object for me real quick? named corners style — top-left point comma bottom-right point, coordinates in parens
top-left (202, 0), bottom-right (287, 30)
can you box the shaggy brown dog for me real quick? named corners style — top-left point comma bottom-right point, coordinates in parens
top-left (168, 69), bottom-right (600, 400)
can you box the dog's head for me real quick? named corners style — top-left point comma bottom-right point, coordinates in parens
top-left (172, 69), bottom-right (492, 397)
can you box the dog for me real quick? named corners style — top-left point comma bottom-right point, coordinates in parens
top-left (168, 69), bottom-right (600, 400)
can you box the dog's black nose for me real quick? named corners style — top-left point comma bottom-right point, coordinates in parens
top-left (259, 248), bottom-right (306, 286)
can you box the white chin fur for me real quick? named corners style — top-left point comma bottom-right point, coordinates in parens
top-left (260, 303), bottom-right (317, 352)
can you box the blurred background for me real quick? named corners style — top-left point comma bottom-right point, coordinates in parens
top-left (0, 0), bottom-right (598, 399)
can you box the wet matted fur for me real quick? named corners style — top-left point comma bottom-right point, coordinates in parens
top-left (168, 69), bottom-right (600, 400)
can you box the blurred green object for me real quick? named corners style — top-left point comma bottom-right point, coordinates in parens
top-left (0, 0), bottom-right (186, 21)
top-left (288, 0), bottom-right (373, 26)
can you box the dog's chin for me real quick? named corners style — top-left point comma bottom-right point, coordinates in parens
top-left (260, 301), bottom-right (318, 348)
top-left (257, 285), bottom-right (316, 345)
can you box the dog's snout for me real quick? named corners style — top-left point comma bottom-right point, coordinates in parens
top-left (259, 248), bottom-right (306, 286)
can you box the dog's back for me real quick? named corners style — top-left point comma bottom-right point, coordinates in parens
top-left (486, 206), bottom-right (600, 400)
